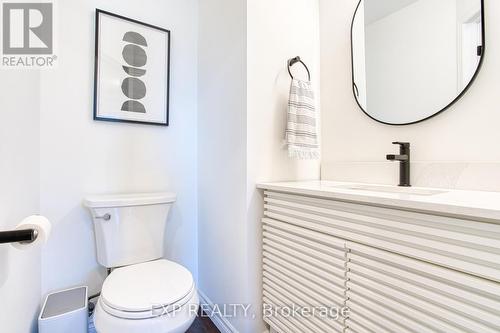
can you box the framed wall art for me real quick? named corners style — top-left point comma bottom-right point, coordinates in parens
top-left (93, 9), bottom-right (170, 126)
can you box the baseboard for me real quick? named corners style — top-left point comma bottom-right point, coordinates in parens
top-left (197, 290), bottom-right (240, 333)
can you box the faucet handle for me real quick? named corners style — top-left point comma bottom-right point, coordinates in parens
top-left (391, 142), bottom-right (410, 156)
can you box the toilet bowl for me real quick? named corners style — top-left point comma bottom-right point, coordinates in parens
top-left (94, 260), bottom-right (199, 333)
top-left (83, 193), bottom-right (198, 333)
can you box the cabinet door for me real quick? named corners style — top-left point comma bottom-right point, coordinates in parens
top-left (345, 241), bottom-right (500, 333)
top-left (264, 190), bottom-right (500, 283)
top-left (262, 218), bottom-right (347, 333)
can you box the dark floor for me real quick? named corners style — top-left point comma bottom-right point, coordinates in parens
top-left (186, 312), bottom-right (221, 333)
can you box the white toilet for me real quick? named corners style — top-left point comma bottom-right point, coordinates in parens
top-left (84, 193), bottom-right (198, 333)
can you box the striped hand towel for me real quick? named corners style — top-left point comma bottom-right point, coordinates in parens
top-left (286, 79), bottom-right (319, 159)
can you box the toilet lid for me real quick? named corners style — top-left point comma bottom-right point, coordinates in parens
top-left (101, 260), bottom-right (194, 313)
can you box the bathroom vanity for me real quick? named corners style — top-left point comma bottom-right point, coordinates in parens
top-left (258, 181), bottom-right (500, 333)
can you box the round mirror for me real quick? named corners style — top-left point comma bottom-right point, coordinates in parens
top-left (351, 0), bottom-right (484, 125)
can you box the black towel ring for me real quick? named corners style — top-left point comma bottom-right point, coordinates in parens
top-left (287, 56), bottom-right (311, 81)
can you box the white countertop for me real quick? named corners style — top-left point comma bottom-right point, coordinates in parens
top-left (257, 181), bottom-right (500, 221)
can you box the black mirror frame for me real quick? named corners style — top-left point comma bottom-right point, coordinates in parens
top-left (350, 0), bottom-right (486, 126)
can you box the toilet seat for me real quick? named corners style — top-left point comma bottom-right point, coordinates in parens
top-left (100, 259), bottom-right (195, 320)
top-left (94, 290), bottom-right (199, 333)
top-left (100, 286), bottom-right (196, 320)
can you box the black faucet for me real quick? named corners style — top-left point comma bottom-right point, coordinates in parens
top-left (386, 142), bottom-right (411, 187)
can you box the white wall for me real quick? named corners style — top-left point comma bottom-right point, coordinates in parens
top-left (198, 0), bottom-right (320, 332)
top-left (0, 71), bottom-right (41, 332)
top-left (247, 0), bottom-right (320, 330)
top-left (320, 0), bottom-right (500, 191)
top-left (247, 0), bottom-right (321, 183)
top-left (40, 0), bottom-right (199, 297)
top-left (197, 0), bottom-right (250, 331)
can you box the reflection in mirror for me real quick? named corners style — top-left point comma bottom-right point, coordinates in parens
top-left (351, 0), bottom-right (484, 125)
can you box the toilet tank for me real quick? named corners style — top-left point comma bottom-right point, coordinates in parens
top-left (83, 193), bottom-right (176, 268)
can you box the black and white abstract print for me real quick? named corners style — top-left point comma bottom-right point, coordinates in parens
top-left (94, 10), bottom-right (170, 126)
top-left (121, 31), bottom-right (147, 113)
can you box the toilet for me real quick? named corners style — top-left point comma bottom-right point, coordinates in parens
top-left (84, 193), bottom-right (198, 333)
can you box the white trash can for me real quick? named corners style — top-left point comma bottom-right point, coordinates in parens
top-left (39, 286), bottom-right (88, 333)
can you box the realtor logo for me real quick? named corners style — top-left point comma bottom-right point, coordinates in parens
top-left (2, 1), bottom-right (56, 67)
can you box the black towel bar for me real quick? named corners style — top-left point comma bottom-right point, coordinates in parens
top-left (287, 56), bottom-right (311, 81)
top-left (0, 229), bottom-right (38, 244)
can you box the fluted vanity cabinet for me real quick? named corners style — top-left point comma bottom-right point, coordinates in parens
top-left (258, 182), bottom-right (500, 333)
top-left (262, 217), bottom-right (348, 332)
top-left (344, 242), bottom-right (500, 333)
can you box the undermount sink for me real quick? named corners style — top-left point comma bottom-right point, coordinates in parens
top-left (327, 184), bottom-right (447, 196)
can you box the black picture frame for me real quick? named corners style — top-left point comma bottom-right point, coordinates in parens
top-left (350, 0), bottom-right (485, 126)
top-left (93, 9), bottom-right (171, 126)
